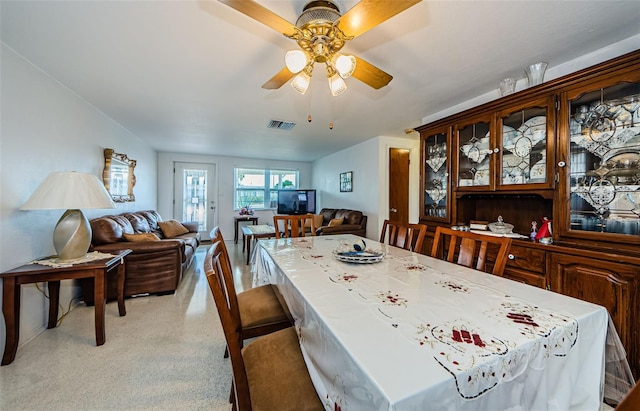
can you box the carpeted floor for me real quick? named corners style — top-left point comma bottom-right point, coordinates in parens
top-left (0, 241), bottom-right (252, 411)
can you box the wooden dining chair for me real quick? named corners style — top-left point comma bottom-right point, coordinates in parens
top-left (430, 226), bottom-right (512, 276)
top-left (273, 214), bottom-right (316, 239)
top-left (379, 220), bottom-right (428, 253)
top-left (208, 227), bottom-right (291, 358)
top-left (615, 380), bottom-right (640, 411)
top-left (205, 242), bottom-right (324, 411)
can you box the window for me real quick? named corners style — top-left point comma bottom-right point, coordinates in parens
top-left (234, 167), bottom-right (298, 210)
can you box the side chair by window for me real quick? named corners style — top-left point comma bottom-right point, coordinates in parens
top-left (379, 220), bottom-right (428, 253)
top-left (204, 241), bottom-right (323, 411)
top-left (430, 226), bottom-right (512, 276)
top-left (273, 214), bottom-right (316, 239)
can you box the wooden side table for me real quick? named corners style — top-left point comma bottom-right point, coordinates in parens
top-left (234, 215), bottom-right (259, 244)
top-left (0, 249), bottom-right (131, 365)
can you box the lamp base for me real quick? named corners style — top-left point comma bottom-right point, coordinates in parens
top-left (53, 209), bottom-right (92, 261)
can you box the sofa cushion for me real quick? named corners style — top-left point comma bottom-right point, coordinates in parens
top-left (328, 217), bottom-right (344, 227)
top-left (123, 233), bottom-right (160, 242)
top-left (304, 214), bottom-right (324, 229)
top-left (137, 210), bottom-right (162, 231)
top-left (319, 209), bottom-right (337, 225)
top-left (159, 220), bottom-right (189, 238)
top-left (90, 216), bottom-right (134, 245)
top-left (125, 213), bottom-right (151, 233)
top-left (334, 209), bottom-right (363, 226)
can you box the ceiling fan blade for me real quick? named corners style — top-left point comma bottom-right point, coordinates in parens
top-left (337, 0), bottom-right (422, 38)
top-left (218, 0), bottom-right (298, 37)
top-left (262, 67), bottom-right (296, 90)
top-left (351, 56), bottom-right (393, 89)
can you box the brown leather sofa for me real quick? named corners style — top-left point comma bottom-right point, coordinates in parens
top-left (82, 210), bottom-right (201, 304)
top-left (315, 208), bottom-right (367, 237)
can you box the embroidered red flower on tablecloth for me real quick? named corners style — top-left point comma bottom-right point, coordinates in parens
top-left (436, 280), bottom-right (470, 293)
top-left (376, 291), bottom-right (408, 307)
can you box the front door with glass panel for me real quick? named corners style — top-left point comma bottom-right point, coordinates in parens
top-left (174, 162), bottom-right (217, 237)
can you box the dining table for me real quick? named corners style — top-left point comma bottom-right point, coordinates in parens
top-left (252, 234), bottom-right (613, 411)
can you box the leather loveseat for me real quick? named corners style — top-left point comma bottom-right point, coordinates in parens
top-left (315, 208), bottom-right (367, 237)
top-left (82, 210), bottom-right (201, 304)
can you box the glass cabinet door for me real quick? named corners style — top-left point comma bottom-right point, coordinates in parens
top-left (566, 80), bottom-right (640, 236)
top-left (421, 128), bottom-right (450, 221)
top-left (456, 118), bottom-right (492, 188)
top-left (498, 98), bottom-right (554, 188)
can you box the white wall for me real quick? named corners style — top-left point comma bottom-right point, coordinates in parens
top-left (157, 152), bottom-right (312, 241)
top-left (311, 136), bottom-right (420, 239)
top-left (0, 45), bottom-right (157, 355)
top-left (421, 34), bottom-right (640, 125)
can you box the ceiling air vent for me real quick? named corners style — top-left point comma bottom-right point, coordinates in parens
top-left (267, 119), bottom-right (296, 131)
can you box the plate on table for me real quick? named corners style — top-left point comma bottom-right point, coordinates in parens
top-left (333, 250), bottom-right (385, 264)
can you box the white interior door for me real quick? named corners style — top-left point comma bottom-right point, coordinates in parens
top-left (174, 162), bottom-right (217, 237)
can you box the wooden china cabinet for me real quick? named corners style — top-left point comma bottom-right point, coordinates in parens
top-left (417, 50), bottom-right (640, 379)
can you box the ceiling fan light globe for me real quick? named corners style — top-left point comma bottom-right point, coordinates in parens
top-left (291, 71), bottom-right (311, 95)
top-left (334, 54), bottom-right (356, 78)
top-left (285, 50), bottom-right (308, 74)
top-left (328, 73), bottom-right (347, 96)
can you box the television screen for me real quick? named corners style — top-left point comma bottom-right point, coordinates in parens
top-left (277, 189), bottom-right (316, 215)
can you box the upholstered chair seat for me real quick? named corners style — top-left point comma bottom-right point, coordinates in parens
top-left (242, 327), bottom-right (324, 411)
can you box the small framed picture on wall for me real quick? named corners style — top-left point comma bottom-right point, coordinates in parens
top-left (340, 171), bottom-right (353, 192)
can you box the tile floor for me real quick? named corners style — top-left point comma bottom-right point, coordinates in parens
top-left (0, 239), bottom-right (620, 410)
top-left (0, 242), bottom-right (248, 410)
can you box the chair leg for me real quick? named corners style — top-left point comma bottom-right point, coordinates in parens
top-left (229, 381), bottom-right (235, 404)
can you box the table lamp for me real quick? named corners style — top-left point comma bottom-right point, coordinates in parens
top-left (20, 171), bottom-right (117, 261)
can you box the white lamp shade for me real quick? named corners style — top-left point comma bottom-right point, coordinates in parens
top-left (291, 71), bottom-right (311, 95)
top-left (328, 73), bottom-right (347, 96)
top-left (285, 50), bottom-right (308, 74)
top-left (21, 171), bottom-right (116, 210)
top-left (334, 54), bottom-right (356, 79)
top-left (21, 172), bottom-right (116, 260)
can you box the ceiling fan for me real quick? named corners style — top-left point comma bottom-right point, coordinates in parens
top-left (219, 0), bottom-right (422, 96)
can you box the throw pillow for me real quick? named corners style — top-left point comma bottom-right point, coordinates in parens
top-left (305, 214), bottom-right (324, 228)
top-left (328, 217), bottom-right (344, 227)
top-left (158, 220), bottom-right (189, 238)
top-left (123, 233), bottom-right (160, 242)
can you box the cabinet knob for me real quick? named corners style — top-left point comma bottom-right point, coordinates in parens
top-left (507, 254), bottom-right (515, 260)
top-left (557, 161), bottom-right (566, 167)
top-left (493, 148), bottom-right (500, 154)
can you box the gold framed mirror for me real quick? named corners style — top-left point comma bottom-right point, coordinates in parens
top-left (103, 148), bottom-right (136, 202)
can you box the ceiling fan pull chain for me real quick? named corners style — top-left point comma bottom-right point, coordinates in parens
top-left (308, 83), bottom-right (313, 123)
top-left (329, 97), bottom-right (334, 130)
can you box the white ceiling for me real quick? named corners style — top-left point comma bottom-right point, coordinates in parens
top-left (2, 1), bottom-right (639, 162)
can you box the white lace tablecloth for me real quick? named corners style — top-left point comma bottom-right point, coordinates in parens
top-left (254, 235), bottom-right (610, 411)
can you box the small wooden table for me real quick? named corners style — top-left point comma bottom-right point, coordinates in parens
top-left (234, 215), bottom-right (259, 244)
top-left (241, 225), bottom-right (276, 264)
top-left (0, 249), bottom-right (131, 365)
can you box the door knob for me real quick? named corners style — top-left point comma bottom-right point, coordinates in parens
top-left (390, 208), bottom-right (397, 213)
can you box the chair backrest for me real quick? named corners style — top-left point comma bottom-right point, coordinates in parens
top-left (430, 226), bottom-right (512, 276)
top-left (379, 220), bottom-right (428, 252)
top-left (204, 241), bottom-right (253, 410)
top-left (209, 226), bottom-right (223, 243)
top-left (273, 214), bottom-right (316, 239)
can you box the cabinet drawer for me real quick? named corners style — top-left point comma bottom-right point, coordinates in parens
top-left (505, 244), bottom-right (545, 274)
top-left (504, 267), bottom-right (546, 288)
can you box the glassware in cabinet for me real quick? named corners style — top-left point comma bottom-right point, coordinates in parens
top-left (456, 118), bottom-right (492, 189)
top-left (565, 80), bottom-right (640, 237)
top-left (497, 97), bottom-right (555, 188)
top-left (421, 128), bottom-right (450, 221)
